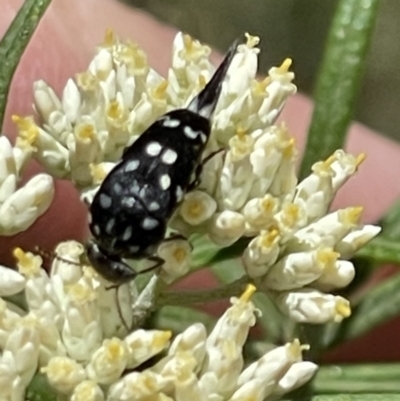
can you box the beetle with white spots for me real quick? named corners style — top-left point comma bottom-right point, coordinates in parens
top-left (86, 39), bottom-right (240, 285)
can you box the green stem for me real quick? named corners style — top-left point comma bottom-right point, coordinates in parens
top-left (158, 276), bottom-right (249, 306)
top-left (300, 0), bottom-right (380, 178)
top-left (0, 0), bottom-right (52, 130)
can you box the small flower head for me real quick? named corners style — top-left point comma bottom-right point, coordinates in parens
top-left (1, 29), bottom-right (380, 401)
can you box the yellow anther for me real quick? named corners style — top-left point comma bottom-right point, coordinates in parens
top-left (68, 282), bottom-right (96, 303)
top-left (317, 248), bottom-right (339, 266)
top-left (12, 115), bottom-right (39, 144)
top-left (183, 34), bottom-right (194, 52)
top-left (356, 153), bottom-right (366, 167)
top-left (105, 338), bottom-right (125, 360)
top-left (335, 299), bottom-right (351, 320)
top-left (261, 196), bottom-right (276, 214)
top-left (230, 129), bottom-right (253, 159)
top-left (300, 343), bottom-right (311, 352)
top-left (141, 374), bottom-right (158, 390)
top-left (236, 126), bottom-right (247, 139)
top-left (198, 74), bottom-right (207, 89)
top-left (282, 203), bottom-right (299, 226)
top-left (287, 338), bottom-right (303, 359)
top-left (278, 58), bottom-right (293, 73)
top-left (153, 331), bottom-right (172, 348)
top-left (13, 247), bottom-right (42, 276)
top-left (188, 199), bottom-right (203, 218)
top-left (342, 206), bottom-right (363, 225)
top-left (244, 32), bottom-right (260, 48)
top-left (253, 76), bottom-right (271, 95)
top-left (259, 229), bottom-right (279, 248)
top-left (173, 247), bottom-right (187, 262)
top-left (13, 247), bottom-right (35, 269)
top-left (103, 28), bottom-right (116, 47)
top-left (239, 283), bottom-right (256, 302)
top-left (282, 137), bottom-right (295, 159)
top-left (152, 80), bottom-right (168, 99)
top-left (323, 154), bottom-right (336, 169)
top-left (90, 163), bottom-right (108, 183)
top-left (107, 101), bottom-right (122, 120)
top-left (77, 123), bottom-right (95, 140)
top-left (76, 71), bottom-right (98, 91)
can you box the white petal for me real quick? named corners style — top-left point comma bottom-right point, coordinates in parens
top-left (0, 266), bottom-right (25, 296)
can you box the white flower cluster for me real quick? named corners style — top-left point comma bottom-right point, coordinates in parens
top-left (0, 136), bottom-right (53, 236)
top-left (0, 243), bottom-right (316, 401)
top-left (12, 31), bottom-right (380, 324)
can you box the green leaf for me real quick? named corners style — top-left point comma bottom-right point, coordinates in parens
top-left (0, 0), bottom-right (52, 130)
top-left (316, 363), bottom-right (400, 382)
top-left (313, 364), bottom-right (400, 394)
top-left (300, 0), bottom-right (380, 178)
top-left (379, 200), bottom-right (400, 240)
top-left (210, 257), bottom-right (245, 283)
top-left (190, 234), bottom-right (222, 269)
top-left (150, 305), bottom-right (215, 333)
top-left (190, 234), bottom-right (249, 270)
top-left (337, 273), bottom-right (400, 341)
top-left (252, 291), bottom-right (284, 343)
top-left (159, 276), bottom-right (248, 306)
top-left (26, 373), bottom-right (57, 401)
top-left (356, 236), bottom-right (400, 265)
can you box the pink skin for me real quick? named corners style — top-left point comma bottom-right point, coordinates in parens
top-left (2, 0), bottom-right (400, 361)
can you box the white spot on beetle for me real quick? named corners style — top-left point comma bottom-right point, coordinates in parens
top-left (159, 174), bottom-right (171, 190)
top-left (163, 118), bottom-right (180, 128)
top-left (200, 133), bottom-right (207, 144)
top-left (142, 217), bottom-right (159, 230)
top-left (105, 218), bottom-right (115, 234)
top-left (92, 225), bottom-right (101, 236)
top-left (99, 193), bottom-right (112, 209)
top-left (161, 148), bottom-right (178, 165)
top-left (146, 142), bottom-right (162, 156)
top-left (160, 174), bottom-right (171, 190)
top-left (130, 180), bottom-right (140, 194)
top-left (122, 225), bottom-right (132, 241)
top-left (113, 182), bottom-right (123, 194)
top-left (122, 197), bottom-right (136, 208)
top-left (176, 186), bottom-right (183, 201)
top-left (184, 126), bottom-right (199, 140)
top-left (125, 159), bottom-right (140, 172)
top-left (149, 201), bottom-right (160, 211)
top-left (129, 245), bottom-right (140, 253)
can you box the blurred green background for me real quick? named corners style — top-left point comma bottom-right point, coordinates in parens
top-left (121, 0), bottom-right (400, 141)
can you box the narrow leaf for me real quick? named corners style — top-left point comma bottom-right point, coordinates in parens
top-left (0, 0), bottom-right (52, 130)
top-left (313, 364), bottom-right (400, 394)
top-left (317, 363), bottom-right (400, 382)
top-left (190, 234), bottom-right (249, 270)
top-left (150, 305), bottom-right (215, 333)
top-left (300, 0), bottom-right (380, 178)
top-left (356, 236), bottom-right (400, 265)
top-left (210, 257), bottom-right (245, 283)
top-left (379, 200), bottom-right (400, 240)
top-left (252, 291), bottom-right (284, 343)
top-left (338, 273), bottom-right (400, 341)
